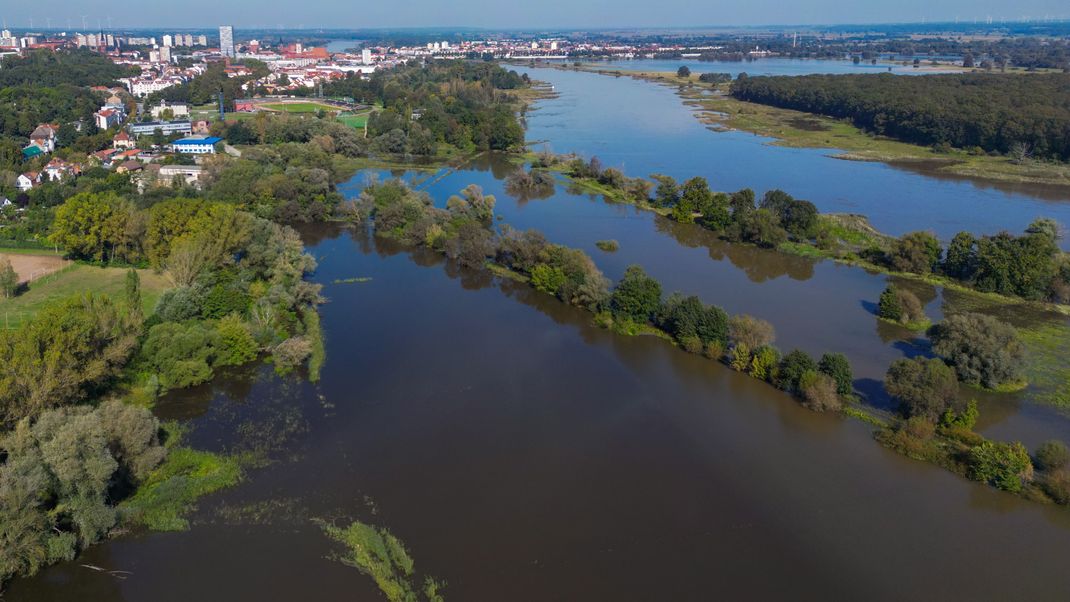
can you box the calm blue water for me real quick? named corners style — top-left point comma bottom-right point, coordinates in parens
top-left (514, 64), bottom-right (1070, 248)
top-left (584, 57), bottom-right (955, 76)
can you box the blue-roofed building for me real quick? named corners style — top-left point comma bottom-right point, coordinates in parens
top-left (22, 145), bottom-right (46, 160)
top-left (169, 136), bottom-right (223, 155)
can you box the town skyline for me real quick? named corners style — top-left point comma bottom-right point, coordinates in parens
top-left (3, 0), bottom-right (1070, 30)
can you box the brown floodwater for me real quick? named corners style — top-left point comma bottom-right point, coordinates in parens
top-left (10, 225), bottom-right (1070, 601)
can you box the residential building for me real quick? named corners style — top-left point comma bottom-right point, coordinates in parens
top-left (162, 34), bottom-right (173, 47)
top-left (43, 158), bottom-right (79, 182)
top-left (159, 164), bottom-right (203, 186)
top-left (128, 120), bottom-right (193, 137)
top-left (170, 136), bottom-right (222, 154)
top-left (94, 108), bottom-right (123, 130)
top-left (197, 35), bottom-right (207, 46)
top-left (113, 131), bottom-right (136, 149)
top-left (220, 25), bottom-right (235, 58)
top-left (29, 124), bottom-right (59, 153)
top-left (362, 48), bottom-right (372, 64)
top-left (16, 172), bottom-right (41, 192)
top-left (150, 102), bottom-right (190, 119)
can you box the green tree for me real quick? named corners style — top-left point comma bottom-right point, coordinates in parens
top-left (48, 192), bottom-right (137, 263)
top-left (888, 231), bottom-right (942, 274)
top-left (677, 65), bottom-right (691, 78)
top-left (610, 265), bottom-right (662, 322)
top-left (929, 313), bottom-right (1025, 389)
top-left (0, 258), bottom-right (17, 298)
top-left (776, 349), bottom-right (816, 393)
top-left (884, 357), bottom-right (961, 421)
top-left (0, 294), bottom-right (140, 426)
top-left (877, 286), bottom-right (902, 321)
top-left (943, 231), bottom-right (978, 281)
top-left (968, 441), bottom-right (1033, 493)
top-left (818, 352), bottom-right (853, 396)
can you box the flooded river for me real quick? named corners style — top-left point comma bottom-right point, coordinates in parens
top-left (10, 59), bottom-right (1070, 600)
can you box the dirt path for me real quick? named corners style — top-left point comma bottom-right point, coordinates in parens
top-left (0, 253), bottom-right (70, 284)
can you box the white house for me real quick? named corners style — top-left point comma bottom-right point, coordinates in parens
top-left (94, 108), bottom-right (123, 130)
top-left (43, 158), bottom-right (79, 182)
top-left (16, 171), bottom-right (41, 191)
top-left (150, 101), bottom-right (190, 120)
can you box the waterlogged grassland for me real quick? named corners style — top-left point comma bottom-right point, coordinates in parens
top-left (565, 65), bottom-right (1070, 189)
top-left (1016, 321), bottom-right (1070, 407)
top-left (319, 519), bottom-right (445, 602)
top-left (121, 425), bottom-right (244, 531)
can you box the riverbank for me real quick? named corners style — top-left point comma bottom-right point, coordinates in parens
top-left (561, 65), bottom-right (1070, 190)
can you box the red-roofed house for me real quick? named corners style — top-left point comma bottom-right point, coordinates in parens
top-left (43, 158), bottom-right (80, 182)
top-left (113, 131), bottom-right (136, 149)
top-left (95, 108), bottom-right (123, 130)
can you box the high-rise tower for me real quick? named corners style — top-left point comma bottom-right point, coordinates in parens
top-left (219, 25), bottom-right (235, 58)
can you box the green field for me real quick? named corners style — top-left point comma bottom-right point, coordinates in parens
top-left (337, 112), bottom-right (370, 129)
top-left (1, 264), bottom-right (170, 329)
top-left (261, 102), bottom-right (337, 113)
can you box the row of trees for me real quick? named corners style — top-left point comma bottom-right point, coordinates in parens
top-left (554, 154), bottom-right (1069, 305)
top-left (880, 220), bottom-right (1068, 303)
top-left (361, 178), bottom-right (857, 416)
top-left (730, 72), bottom-right (1070, 161)
top-left (361, 176), bottom-right (1070, 507)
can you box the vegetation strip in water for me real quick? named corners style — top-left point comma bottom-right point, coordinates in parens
top-left (355, 177), bottom-right (1070, 511)
top-left (120, 424), bottom-right (244, 531)
top-left (318, 519), bottom-right (446, 602)
top-left (539, 151), bottom-right (1070, 311)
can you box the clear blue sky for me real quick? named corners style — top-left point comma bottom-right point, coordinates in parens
top-left (7, 0), bottom-right (1069, 30)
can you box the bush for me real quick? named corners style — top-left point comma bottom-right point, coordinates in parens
top-left (818, 352), bottom-right (853, 396)
top-left (968, 441), bottom-right (1033, 493)
top-left (215, 314), bottom-right (259, 367)
top-left (530, 263), bottom-right (567, 295)
top-left (728, 314), bottom-right (775, 351)
top-left (877, 285), bottom-right (925, 326)
top-left (884, 357), bottom-right (960, 421)
top-left (940, 399), bottom-right (979, 430)
top-left (680, 335), bottom-right (704, 354)
top-left (748, 345), bottom-right (781, 382)
top-left (1039, 470), bottom-right (1070, 504)
top-left (800, 371), bottom-right (842, 412)
top-left (154, 285), bottom-right (207, 322)
top-left (139, 321), bottom-right (220, 389)
top-left (1035, 440), bottom-right (1070, 472)
top-left (929, 313), bottom-right (1025, 389)
top-left (273, 336), bottom-right (312, 375)
top-left (595, 239), bottom-right (619, 252)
